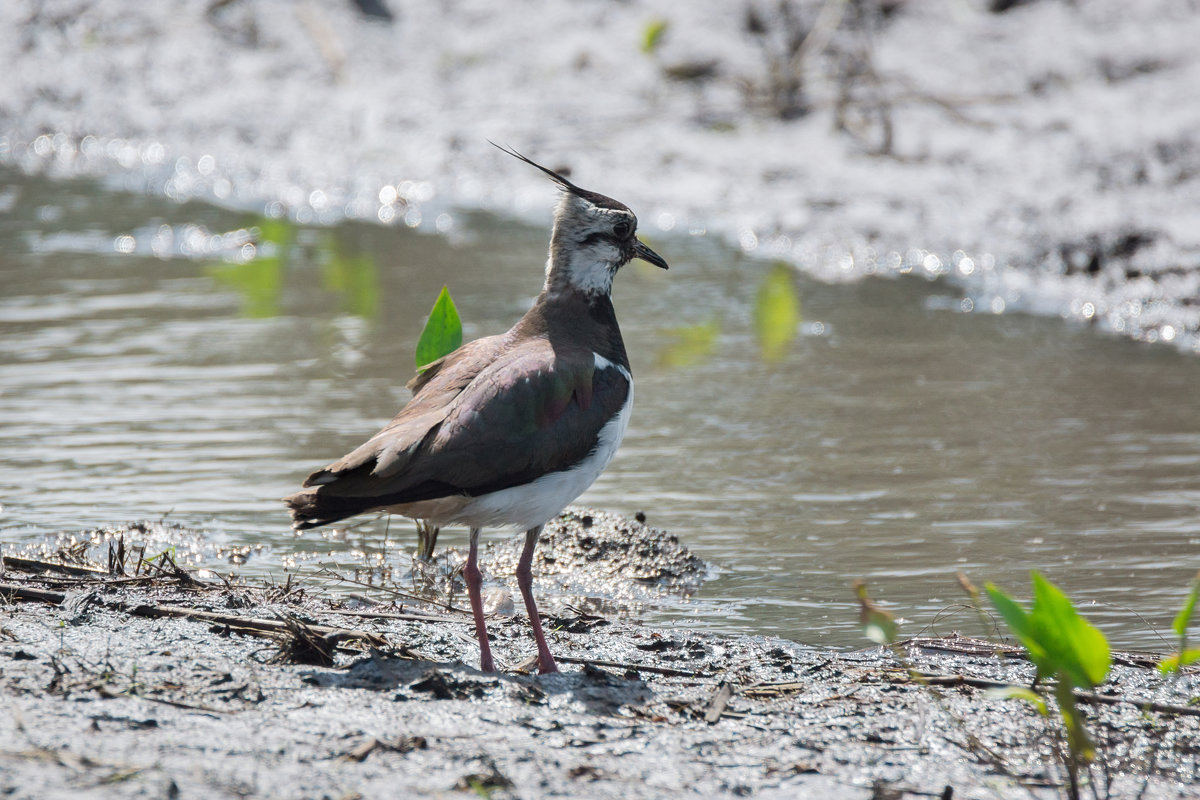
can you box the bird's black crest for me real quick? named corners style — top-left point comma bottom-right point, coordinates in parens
top-left (489, 141), bottom-right (630, 213)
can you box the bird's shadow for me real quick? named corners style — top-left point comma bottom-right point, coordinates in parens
top-left (301, 650), bottom-right (651, 716)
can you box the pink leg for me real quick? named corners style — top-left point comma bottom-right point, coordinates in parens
top-left (517, 525), bottom-right (558, 674)
top-left (463, 528), bottom-right (495, 672)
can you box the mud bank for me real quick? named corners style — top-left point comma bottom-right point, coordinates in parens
top-left (2, 0), bottom-right (1199, 351)
top-left (2, 520), bottom-right (1198, 799)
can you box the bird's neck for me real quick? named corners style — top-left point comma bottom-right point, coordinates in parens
top-left (542, 236), bottom-right (617, 298)
top-left (519, 281), bottom-right (629, 371)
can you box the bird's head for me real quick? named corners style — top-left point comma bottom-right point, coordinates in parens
top-left (492, 143), bottom-right (668, 297)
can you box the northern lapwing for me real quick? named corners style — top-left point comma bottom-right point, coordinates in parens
top-left (284, 145), bottom-right (668, 674)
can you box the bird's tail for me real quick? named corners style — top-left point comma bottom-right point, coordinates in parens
top-left (282, 489), bottom-right (373, 531)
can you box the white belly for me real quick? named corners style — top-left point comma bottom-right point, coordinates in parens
top-left (392, 355), bottom-right (633, 532)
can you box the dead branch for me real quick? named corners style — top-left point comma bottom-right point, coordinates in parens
top-left (903, 670), bottom-right (1200, 719)
top-left (1, 556), bottom-right (109, 577)
top-left (556, 655), bottom-right (711, 678)
top-left (0, 580), bottom-right (386, 648)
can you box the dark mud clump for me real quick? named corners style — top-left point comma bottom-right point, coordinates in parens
top-left (486, 508), bottom-right (709, 611)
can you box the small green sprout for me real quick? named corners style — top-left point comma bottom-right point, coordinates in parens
top-left (754, 262), bottom-right (801, 362)
top-left (641, 18), bottom-right (669, 54)
top-left (415, 286), bottom-right (462, 370)
top-left (1159, 571), bottom-right (1200, 675)
top-left (853, 579), bottom-right (898, 646)
top-left (986, 572), bottom-right (1111, 798)
top-left (412, 287), bottom-right (464, 558)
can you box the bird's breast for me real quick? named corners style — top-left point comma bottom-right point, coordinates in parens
top-left (419, 353), bottom-right (633, 532)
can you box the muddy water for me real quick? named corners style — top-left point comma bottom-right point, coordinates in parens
top-left (2, 170), bottom-right (1198, 649)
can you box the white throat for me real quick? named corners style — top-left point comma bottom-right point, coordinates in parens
top-left (545, 245), bottom-right (620, 296)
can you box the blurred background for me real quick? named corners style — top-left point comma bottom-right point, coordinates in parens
top-left (2, 0), bottom-right (1199, 649)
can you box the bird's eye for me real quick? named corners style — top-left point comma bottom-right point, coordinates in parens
top-left (613, 220), bottom-right (632, 239)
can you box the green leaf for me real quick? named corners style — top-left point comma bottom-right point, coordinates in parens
top-left (256, 217), bottom-right (293, 248)
top-left (641, 18), bottom-right (669, 54)
top-left (656, 320), bottom-right (720, 369)
top-left (987, 573), bottom-right (1110, 690)
top-left (207, 256), bottom-right (284, 318)
top-left (1172, 573), bottom-right (1200, 639)
top-left (1055, 675), bottom-right (1095, 762)
top-left (853, 580), bottom-right (898, 646)
top-left (1029, 572), bottom-right (1110, 689)
top-left (754, 263), bottom-right (801, 362)
top-left (1158, 649), bottom-right (1200, 674)
top-left (321, 235), bottom-right (380, 319)
top-left (987, 575), bottom-right (1109, 768)
top-left (985, 582), bottom-right (1050, 674)
top-left (863, 616), bottom-right (897, 646)
top-left (415, 286), bottom-right (463, 369)
top-left (204, 218), bottom-right (293, 319)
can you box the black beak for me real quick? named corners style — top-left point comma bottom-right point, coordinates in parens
top-left (633, 239), bottom-right (669, 270)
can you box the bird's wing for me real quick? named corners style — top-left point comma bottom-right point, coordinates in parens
top-left (304, 338), bottom-right (630, 504)
top-left (302, 335), bottom-right (505, 490)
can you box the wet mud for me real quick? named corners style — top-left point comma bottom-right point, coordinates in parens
top-left (2, 513), bottom-right (1198, 800)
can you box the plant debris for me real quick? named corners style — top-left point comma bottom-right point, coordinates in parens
top-left (1, 541), bottom-right (1198, 799)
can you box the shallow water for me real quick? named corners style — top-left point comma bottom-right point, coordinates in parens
top-left (2, 170), bottom-right (1198, 649)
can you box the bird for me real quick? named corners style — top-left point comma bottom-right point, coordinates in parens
top-left (284, 144), bottom-right (668, 674)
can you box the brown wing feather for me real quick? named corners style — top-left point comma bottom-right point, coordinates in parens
top-left (409, 344), bottom-right (623, 496)
top-left (300, 335), bottom-right (506, 489)
top-left (286, 338), bottom-right (628, 527)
